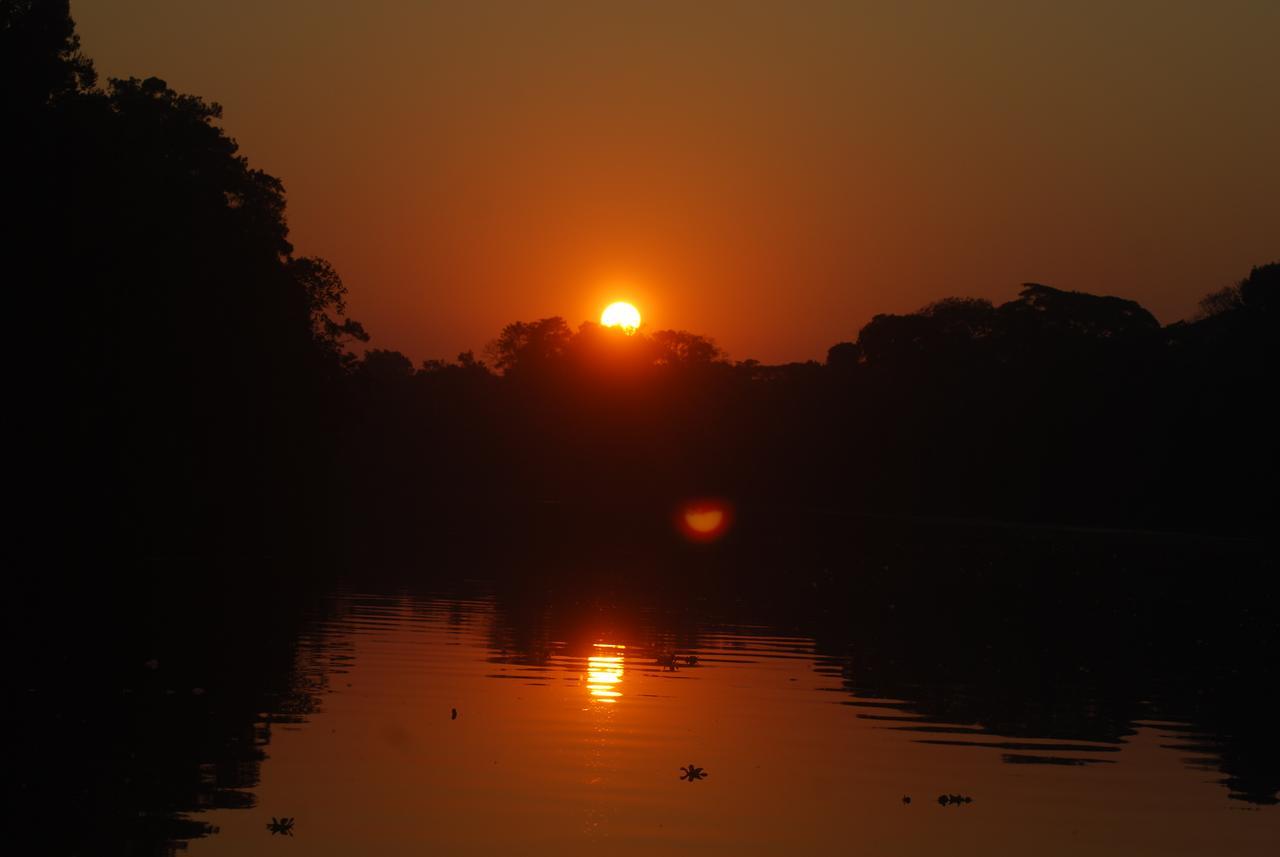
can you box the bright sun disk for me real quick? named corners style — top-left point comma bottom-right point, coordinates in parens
top-left (601, 301), bottom-right (641, 333)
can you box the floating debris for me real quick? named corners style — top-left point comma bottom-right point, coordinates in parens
top-left (937, 794), bottom-right (973, 806)
top-left (680, 764), bottom-right (708, 782)
top-left (451, 707), bottom-right (458, 720)
top-left (902, 795), bottom-right (912, 804)
top-left (266, 817), bottom-right (295, 836)
top-left (685, 655), bottom-right (699, 666)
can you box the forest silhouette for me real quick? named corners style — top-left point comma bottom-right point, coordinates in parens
top-left (8, 2), bottom-right (1276, 557)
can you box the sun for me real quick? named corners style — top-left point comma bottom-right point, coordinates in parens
top-left (601, 301), bottom-right (641, 334)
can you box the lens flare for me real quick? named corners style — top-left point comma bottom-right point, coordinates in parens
top-left (676, 499), bottom-right (732, 542)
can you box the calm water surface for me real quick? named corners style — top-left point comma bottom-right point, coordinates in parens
top-left (177, 588), bottom-right (1278, 856)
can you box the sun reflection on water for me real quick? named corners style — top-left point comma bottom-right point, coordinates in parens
top-left (586, 643), bottom-right (625, 703)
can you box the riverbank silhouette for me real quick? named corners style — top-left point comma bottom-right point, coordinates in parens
top-left (8, 5), bottom-right (1277, 562)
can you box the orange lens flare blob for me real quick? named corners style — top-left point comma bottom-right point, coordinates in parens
top-left (676, 499), bottom-right (733, 542)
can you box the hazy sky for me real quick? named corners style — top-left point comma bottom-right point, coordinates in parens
top-left (74, 0), bottom-right (1279, 363)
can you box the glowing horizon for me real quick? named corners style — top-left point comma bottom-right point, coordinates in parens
top-left (74, 1), bottom-right (1280, 365)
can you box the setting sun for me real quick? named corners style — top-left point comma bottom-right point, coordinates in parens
top-left (601, 301), bottom-right (641, 334)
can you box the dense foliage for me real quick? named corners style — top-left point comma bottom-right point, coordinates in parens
top-left (345, 268), bottom-right (1275, 538)
top-left (8, 3), bottom-right (1274, 557)
top-left (7, 1), bottom-right (367, 554)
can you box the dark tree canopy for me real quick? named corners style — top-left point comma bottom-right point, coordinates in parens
top-left (651, 329), bottom-right (725, 366)
top-left (1, 0), bottom-right (96, 107)
top-left (487, 316), bottom-right (575, 374)
top-left (7, 3), bottom-right (1275, 555)
top-left (825, 341), bottom-right (861, 370)
top-left (1002, 283), bottom-right (1160, 339)
top-left (1238, 262), bottom-right (1278, 313)
top-left (7, 4), bottom-right (365, 555)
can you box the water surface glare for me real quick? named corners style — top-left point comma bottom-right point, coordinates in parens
top-left (185, 591), bottom-right (1278, 856)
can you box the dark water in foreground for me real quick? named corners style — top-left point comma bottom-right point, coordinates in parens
top-left (188, 592), bottom-right (1276, 856)
top-left (15, 520), bottom-right (1279, 855)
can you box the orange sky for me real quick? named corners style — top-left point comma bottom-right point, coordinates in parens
top-left (73, 0), bottom-right (1279, 364)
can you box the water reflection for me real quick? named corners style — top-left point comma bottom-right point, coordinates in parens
top-left (586, 644), bottom-right (625, 702)
top-left (20, 530), bottom-right (1278, 855)
top-left (144, 587), bottom-right (1274, 854)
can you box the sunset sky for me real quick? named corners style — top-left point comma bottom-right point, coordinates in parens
top-left (73, 0), bottom-right (1279, 364)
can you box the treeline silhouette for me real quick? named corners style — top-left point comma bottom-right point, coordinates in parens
top-left (344, 269), bottom-right (1276, 545)
top-left (8, 3), bottom-right (1276, 560)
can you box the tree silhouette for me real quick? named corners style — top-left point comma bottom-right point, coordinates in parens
top-left (651, 329), bottom-right (725, 366)
top-left (1, 0), bottom-right (95, 108)
top-left (825, 341), bottom-right (860, 371)
top-left (7, 5), bottom-right (367, 556)
top-left (487, 316), bottom-right (574, 375)
top-left (8, 2), bottom-right (1275, 548)
top-left (1238, 262), bottom-right (1278, 313)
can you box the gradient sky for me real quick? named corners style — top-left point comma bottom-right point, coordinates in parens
top-left (73, 0), bottom-right (1279, 363)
